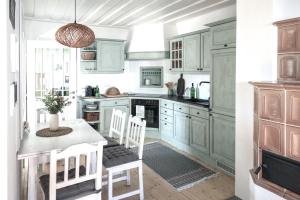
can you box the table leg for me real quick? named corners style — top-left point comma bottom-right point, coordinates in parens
top-left (28, 157), bottom-right (38, 200)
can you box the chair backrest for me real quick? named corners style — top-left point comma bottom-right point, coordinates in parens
top-left (108, 108), bottom-right (127, 144)
top-left (49, 143), bottom-right (103, 200)
top-left (125, 115), bottom-right (146, 159)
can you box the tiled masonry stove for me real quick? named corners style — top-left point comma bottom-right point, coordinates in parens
top-left (250, 18), bottom-right (300, 200)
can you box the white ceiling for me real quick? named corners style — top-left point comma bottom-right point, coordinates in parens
top-left (23, 0), bottom-right (236, 28)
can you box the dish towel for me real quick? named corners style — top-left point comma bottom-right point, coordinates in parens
top-left (135, 105), bottom-right (145, 118)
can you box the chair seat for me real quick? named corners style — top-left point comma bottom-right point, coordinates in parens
top-left (104, 136), bottom-right (121, 148)
top-left (39, 166), bottom-right (100, 200)
top-left (103, 145), bottom-right (139, 168)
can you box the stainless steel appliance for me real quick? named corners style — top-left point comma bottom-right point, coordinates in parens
top-left (131, 99), bottom-right (159, 129)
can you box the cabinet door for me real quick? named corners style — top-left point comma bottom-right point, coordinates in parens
top-left (201, 31), bottom-right (211, 72)
top-left (278, 25), bottom-right (300, 53)
top-left (100, 105), bottom-right (129, 135)
top-left (174, 111), bottom-right (190, 145)
top-left (259, 89), bottom-right (285, 123)
top-left (97, 40), bottom-right (125, 73)
top-left (286, 91), bottom-right (300, 126)
top-left (184, 34), bottom-right (201, 72)
top-left (278, 54), bottom-right (300, 82)
top-left (211, 48), bottom-right (236, 116)
top-left (210, 113), bottom-right (235, 167)
top-left (190, 116), bottom-right (209, 154)
top-left (170, 38), bottom-right (183, 72)
top-left (259, 120), bottom-right (284, 155)
top-left (160, 121), bottom-right (174, 140)
top-left (211, 21), bottom-right (236, 49)
top-left (286, 126), bottom-right (300, 162)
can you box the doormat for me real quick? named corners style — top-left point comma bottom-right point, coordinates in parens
top-left (142, 142), bottom-right (217, 191)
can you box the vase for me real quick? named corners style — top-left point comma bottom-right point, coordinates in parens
top-left (49, 114), bottom-right (59, 131)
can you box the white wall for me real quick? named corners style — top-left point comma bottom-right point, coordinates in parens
top-left (236, 0), bottom-right (300, 199)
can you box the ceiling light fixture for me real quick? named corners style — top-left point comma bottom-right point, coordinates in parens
top-left (55, 0), bottom-right (95, 48)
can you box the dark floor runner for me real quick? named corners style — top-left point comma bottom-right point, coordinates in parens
top-left (142, 142), bottom-right (216, 190)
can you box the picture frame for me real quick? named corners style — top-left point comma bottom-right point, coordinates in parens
top-left (9, 0), bottom-right (16, 29)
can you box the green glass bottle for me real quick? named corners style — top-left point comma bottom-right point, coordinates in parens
top-left (190, 83), bottom-right (195, 99)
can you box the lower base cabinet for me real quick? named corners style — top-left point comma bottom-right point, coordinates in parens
top-left (190, 116), bottom-right (210, 154)
top-left (174, 111), bottom-right (190, 145)
top-left (160, 121), bottom-right (174, 139)
top-left (210, 112), bottom-right (235, 168)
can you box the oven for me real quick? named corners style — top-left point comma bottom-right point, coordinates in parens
top-left (131, 99), bottom-right (159, 129)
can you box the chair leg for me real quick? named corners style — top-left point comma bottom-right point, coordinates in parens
top-left (138, 161), bottom-right (144, 200)
top-left (108, 170), bottom-right (113, 200)
top-left (126, 170), bottom-right (131, 186)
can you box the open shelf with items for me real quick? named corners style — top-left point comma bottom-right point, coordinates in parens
top-left (80, 42), bottom-right (97, 73)
top-left (140, 66), bottom-right (163, 88)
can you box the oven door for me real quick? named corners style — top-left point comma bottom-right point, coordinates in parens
top-left (131, 99), bottom-right (159, 129)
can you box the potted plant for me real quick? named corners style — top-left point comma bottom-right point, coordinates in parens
top-left (41, 91), bottom-right (71, 131)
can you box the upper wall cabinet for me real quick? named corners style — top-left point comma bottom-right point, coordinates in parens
top-left (80, 39), bottom-right (125, 74)
top-left (210, 21), bottom-right (236, 50)
top-left (184, 34), bottom-right (201, 72)
top-left (170, 38), bottom-right (183, 72)
top-left (169, 31), bottom-right (211, 73)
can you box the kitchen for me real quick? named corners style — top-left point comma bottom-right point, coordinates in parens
top-left (2, 0), bottom-right (300, 200)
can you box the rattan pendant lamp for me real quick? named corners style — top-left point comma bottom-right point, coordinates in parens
top-left (55, 0), bottom-right (95, 48)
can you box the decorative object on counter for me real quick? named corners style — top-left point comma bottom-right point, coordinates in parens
top-left (81, 51), bottom-right (96, 60)
top-left (190, 83), bottom-right (196, 99)
top-left (165, 82), bottom-right (176, 96)
top-left (184, 87), bottom-right (190, 97)
top-left (55, 0), bottom-right (95, 48)
top-left (41, 91), bottom-right (71, 131)
top-left (105, 87), bottom-right (121, 96)
top-left (85, 85), bottom-right (94, 96)
top-left (36, 127), bottom-right (73, 137)
top-left (145, 78), bottom-right (151, 86)
top-left (177, 73), bottom-right (185, 97)
top-left (94, 85), bottom-right (100, 97)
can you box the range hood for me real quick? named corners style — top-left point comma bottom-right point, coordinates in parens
top-left (126, 24), bottom-right (170, 60)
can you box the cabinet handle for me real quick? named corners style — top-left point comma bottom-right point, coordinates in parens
top-left (164, 104), bottom-right (167, 106)
top-left (165, 111), bottom-right (167, 113)
top-left (179, 108), bottom-right (182, 110)
top-left (123, 68), bottom-right (125, 71)
top-left (197, 112), bottom-right (200, 114)
top-left (189, 116), bottom-right (192, 119)
top-left (115, 102), bottom-right (117, 104)
top-left (169, 68), bottom-right (172, 71)
top-left (186, 115), bottom-right (189, 118)
top-left (165, 123), bottom-right (167, 125)
top-left (165, 118), bottom-right (167, 120)
top-left (224, 44), bottom-right (228, 47)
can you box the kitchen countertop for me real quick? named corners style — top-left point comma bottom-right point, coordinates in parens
top-left (79, 93), bottom-right (210, 109)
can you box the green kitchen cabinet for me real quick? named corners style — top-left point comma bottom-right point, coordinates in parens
top-left (100, 99), bottom-right (129, 135)
top-left (211, 48), bottom-right (236, 117)
top-left (174, 111), bottom-right (190, 145)
top-left (210, 21), bottom-right (236, 50)
top-left (210, 112), bottom-right (235, 168)
top-left (170, 38), bottom-right (184, 72)
top-left (184, 34), bottom-right (201, 72)
top-left (190, 115), bottom-right (210, 154)
top-left (97, 40), bottom-right (125, 73)
top-left (200, 31), bottom-right (211, 72)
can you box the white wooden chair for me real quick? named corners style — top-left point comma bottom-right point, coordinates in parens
top-left (104, 108), bottom-right (127, 148)
top-left (39, 143), bottom-right (103, 200)
top-left (102, 115), bottom-right (146, 200)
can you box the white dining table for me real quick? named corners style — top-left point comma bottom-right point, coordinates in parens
top-left (17, 119), bottom-right (107, 200)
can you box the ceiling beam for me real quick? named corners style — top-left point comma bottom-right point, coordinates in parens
top-left (96, 0), bottom-right (134, 25)
top-left (127, 0), bottom-right (183, 26)
top-left (148, 0), bottom-right (207, 24)
top-left (81, 0), bottom-right (111, 23)
top-left (110, 0), bottom-right (158, 26)
top-left (163, 0), bottom-right (233, 24)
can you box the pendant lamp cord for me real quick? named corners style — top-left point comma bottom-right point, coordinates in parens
top-left (74, 0), bottom-right (77, 23)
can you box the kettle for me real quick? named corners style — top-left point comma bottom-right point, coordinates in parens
top-left (85, 86), bottom-right (93, 97)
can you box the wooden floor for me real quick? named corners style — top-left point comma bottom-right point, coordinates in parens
top-left (22, 139), bottom-right (235, 200)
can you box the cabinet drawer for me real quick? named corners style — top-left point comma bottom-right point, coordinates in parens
top-left (160, 114), bottom-right (173, 124)
top-left (101, 99), bottom-right (129, 107)
top-left (174, 103), bottom-right (189, 114)
top-left (160, 107), bottom-right (174, 117)
top-left (259, 120), bottom-right (284, 155)
top-left (161, 100), bottom-right (174, 110)
top-left (190, 107), bottom-right (209, 119)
